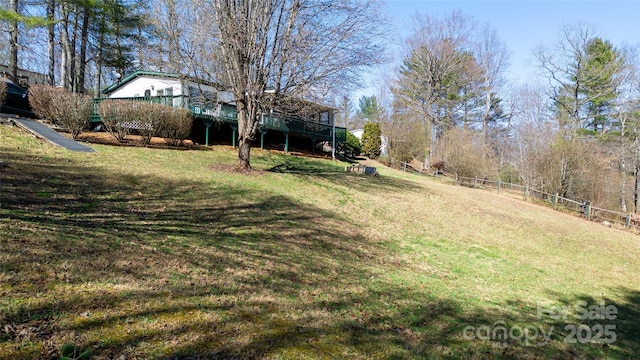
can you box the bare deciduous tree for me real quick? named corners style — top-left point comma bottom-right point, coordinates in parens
top-left (475, 23), bottom-right (509, 141)
top-left (392, 12), bottom-right (507, 169)
top-left (204, 0), bottom-right (387, 171)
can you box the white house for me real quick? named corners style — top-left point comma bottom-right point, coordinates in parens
top-left (349, 128), bottom-right (388, 156)
top-left (101, 70), bottom-right (220, 108)
top-left (98, 70), bottom-right (344, 152)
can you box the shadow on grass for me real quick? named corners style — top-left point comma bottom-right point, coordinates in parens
top-left (1, 144), bottom-right (639, 359)
top-left (260, 154), bottom-right (426, 194)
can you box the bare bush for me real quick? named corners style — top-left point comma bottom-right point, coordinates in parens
top-left (59, 92), bottom-right (92, 139)
top-left (28, 85), bottom-right (63, 122)
top-left (98, 100), bottom-right (191, 146)
top-left (29, 85), bottom-right (91, 139)
top-left (435, 127), bottom-right (497, 178)
top-left (161, 107), bottom-right (192, 146)
top-left (98, 100), bottom-right (133, 143)
top-left (537, 136), bottom-right (615, 207)
top-left (134, 102), bottom-right (164, 146)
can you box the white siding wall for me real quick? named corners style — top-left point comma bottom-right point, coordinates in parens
top-left (109, 76), bottom-right (218, 99)
top-left (109, 77), bottom-right (183, 98)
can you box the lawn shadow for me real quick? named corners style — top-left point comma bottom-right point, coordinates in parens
top-left (1, 143), bottom-right (638, 359)
top-left (260, 155), bottom-right (426, 194)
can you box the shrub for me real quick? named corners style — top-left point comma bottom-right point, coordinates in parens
top-left (98, 100), bottom-right (191, 146)
top-left (98, 100), bottom-right (132, 143)
top-left (345, 131), bottom-right (361, 158)
top-left (29, 85), bottom-right (91, 139)
top-left (435, 127), bottom-right (497, 178)
top-left (60, 92), bottom-right (92, 139)
top-left (29, 85), bottom-right (61, 122)
top-left (134, 102), bottom-right (165, 146)
top-left (362, 121), bottom-right (381, 159)
top-left (161, 107), bottom-right (193, 146)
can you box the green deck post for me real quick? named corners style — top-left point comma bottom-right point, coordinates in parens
top-left (283, 132), bottom-right (289, 152)
top-left (311, 136), bottom-right (317, 154)
top-left (230, 125), bottom-right (237, 148)
top-left (202, 118), bottom-right (215, 146)
top-left (260, 129), bottom-right (267, 149)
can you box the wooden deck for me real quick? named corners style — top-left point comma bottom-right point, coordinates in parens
top-left (91, 95), bottom-right (346, 151)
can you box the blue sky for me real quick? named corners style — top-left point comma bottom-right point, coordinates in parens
top-left (366, 0), bottom-right (640, 94)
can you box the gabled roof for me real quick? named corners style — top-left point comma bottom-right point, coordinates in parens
top-left (101, 70), bottom-right (219, 94)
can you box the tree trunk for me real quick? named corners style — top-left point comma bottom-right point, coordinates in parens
top-left (9, 0), bottom-right (19, 83)
top-left (94, 31), bottom-right (103, 95)
top-left (560, 156), bottom-right (570, 198)
top-left (635, 159), bottom-right (640, 214)
top-left (75, 6), bottom-right (90, 93)
top-left (47, 0), bottom-right (55, 85)
top-left (60, 3), bottom-right (71, 90)
top-left (236, 96), bottom-right (259, 171)
top-left (621, 157), bottom-right (627, 212)
top-left (482, 91), bottom-right (491, 142)
top-left (238, 138), bottom-right (252, 171)
top-left (69, 6), bottom-right (79, 92)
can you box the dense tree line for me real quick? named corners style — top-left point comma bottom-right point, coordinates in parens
top-left (382, 14), bottom-right (640, 213)
top-left (0, 0), bottom-right (150, 93)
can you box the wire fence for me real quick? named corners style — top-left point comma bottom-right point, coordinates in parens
top-left (396, 161), bottom-right (636, 231)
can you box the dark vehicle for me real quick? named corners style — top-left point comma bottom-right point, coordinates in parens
top-left (1, 81), bottom-right (35, 117)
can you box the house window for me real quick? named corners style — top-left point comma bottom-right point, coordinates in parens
top-left (320, 112), bottom-right (329, 125)
top-left (165, 87), bottom-right (173, 96)
top-left (157, 89), bottom-right (164, 96)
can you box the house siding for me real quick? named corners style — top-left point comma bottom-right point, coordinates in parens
top-left (108, 77), bottom-right (183, 98)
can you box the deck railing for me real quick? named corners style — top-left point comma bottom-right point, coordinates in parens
top-left (91, 95), bottom-right (346, 144)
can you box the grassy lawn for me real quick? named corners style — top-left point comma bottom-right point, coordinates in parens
top-left (1, 124), bottom-right (639, 359)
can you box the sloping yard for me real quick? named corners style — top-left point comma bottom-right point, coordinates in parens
top-left (1, 125), bottom-right (639, 359)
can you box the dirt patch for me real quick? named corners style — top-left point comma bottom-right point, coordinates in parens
top-left (209, 163), bottom-right (265, 176)
top-left (73, 131), bottom-right (199, 150)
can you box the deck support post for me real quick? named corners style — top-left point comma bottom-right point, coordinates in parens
top-left (311, 136), bottom-right (317, 154)
top-left (230, 125), bottom-right (237, 148)
top-left (202, 118), bottom-right (215, 146)
top-left (260, 129), bottom-right (268, 149)
top-left (283, 132), bottom-right (289, 152)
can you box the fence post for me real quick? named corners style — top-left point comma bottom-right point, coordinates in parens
top-left (585, 202), bottom-right (591, 220)
top-left (497, 179), bottom-right (501, 193)
top-left (524, 185), bottom-right (528, 200)
top-left (454, 174), bottom-right (458, 185)
top-left (474, 177), bottom-right (477, 189)
top-left (626, 214), bottom-right (631, 229)
top-left (552, 193), bottom-right (558, 209)
top-left (402, 162), bottom-right (407, 172)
